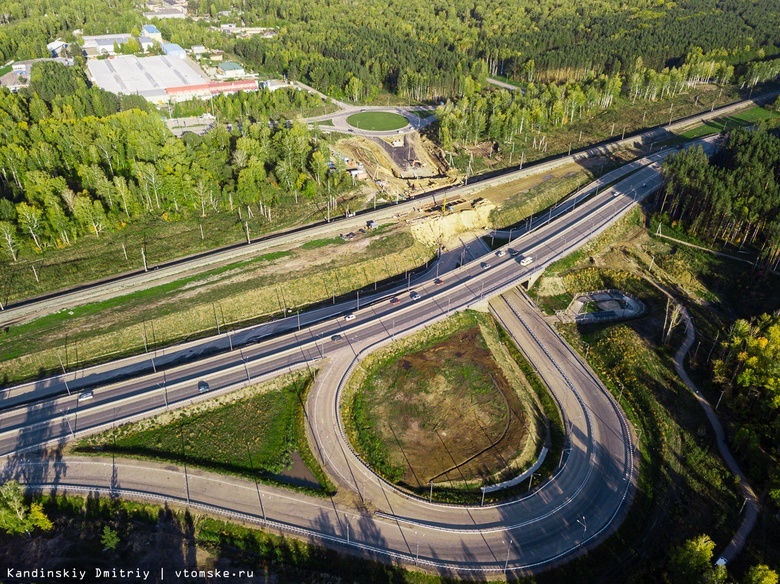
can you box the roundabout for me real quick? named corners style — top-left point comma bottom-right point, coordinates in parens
top-left (346, 111), bottom-right (410, 132)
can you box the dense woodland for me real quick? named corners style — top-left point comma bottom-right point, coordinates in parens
top-left (0, 63), bottom-right (349, 259)
top-left (434, 51), bottom-right (743, 151)
top-left (229, 0), bottom-right (780, 100)
top-left (2, 0), bottom-right (780, 101)
top-left (711, 313), bottom-right (780, 512)
top-left (660, 126), bottom-right (780, 268)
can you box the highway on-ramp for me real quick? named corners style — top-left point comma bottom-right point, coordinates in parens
top-left (0, 138), bottom-right (716, 574)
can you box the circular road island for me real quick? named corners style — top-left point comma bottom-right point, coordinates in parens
top-left (346, 111), bottom-right (409, 131)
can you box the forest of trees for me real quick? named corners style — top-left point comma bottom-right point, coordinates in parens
top-left (667, 534), bottom-right (778, 583)
top-left (0, 63), bottom-right (351, 259)
top-left (2, 0), bottom-right (779, 102)
top-left (659, 126), bottom-right (780, 268)
top-left (170, 83), bottom-right (326, 121)
top-left (229, 0), bottom-right (780, 100)
top-left (711, 313), bottom-right (780, 509)
top-left (433, 50), bottom-right (747, 155)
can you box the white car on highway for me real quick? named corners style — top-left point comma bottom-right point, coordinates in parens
top-left (520, 256), bottom-right (533, 266)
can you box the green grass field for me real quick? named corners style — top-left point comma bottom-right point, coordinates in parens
top-left (679, 106), bottom-right (780, 139)
top-left (0, 230), bottom-right (431, 386)
top-left (346, 111), bottom-right (409, 131)
top-left (299, 237), bottom-right (344, 250)
top-left (75, 373), bottom-right (333, 494)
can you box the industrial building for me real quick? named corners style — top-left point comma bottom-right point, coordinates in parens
top-left (143, 7), bottom-right (186, 18)
top-left (162, 43), bottom-right (186, 58)
top-left (141, 24), bottom-right (163, 43)
top-left (80, 33), bottom-right (133, 57)
top-left (87, 54), bottom-right (258, 104)
top-left (217, 61), bottom-right (244, 77)
top-left (164, 79), bottom-right (259, 101)
top-left (87, 54), bottom-right (208, 103)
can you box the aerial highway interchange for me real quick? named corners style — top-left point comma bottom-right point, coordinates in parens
top-left (0, 134), bottom-right (725, 575)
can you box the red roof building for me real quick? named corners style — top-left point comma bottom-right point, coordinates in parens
top-left (165, 79), bottom-right (259, 101)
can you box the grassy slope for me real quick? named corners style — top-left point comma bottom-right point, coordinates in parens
top-left (679, 106), bottom-right (780, 139)
top-left (0, 230), bottom-right (431, 386)
top-left (527, 210), bottom-right (780, 581)
top-left (75, 372), bottom-right (335, 495)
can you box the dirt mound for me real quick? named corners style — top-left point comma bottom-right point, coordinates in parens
top-left (410, 201), bottom-right (495, 246)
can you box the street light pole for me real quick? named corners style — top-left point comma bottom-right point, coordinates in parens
top-left (57, 356), bottom-right (72, 396)
top-left (240, 348), bottom-right (250, 381)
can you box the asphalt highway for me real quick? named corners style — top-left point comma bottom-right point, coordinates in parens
top-left (4, 87), bottom-right (764, 328)
top-left (1, 136), bottom-right (711, 574)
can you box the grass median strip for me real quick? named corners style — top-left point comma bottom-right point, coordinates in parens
top-left (75, 371), bottom-right (334, 495)
top-left (0, 229), bottom-right (432, 385)
top-left (345, 112), bottom-right (408, 131)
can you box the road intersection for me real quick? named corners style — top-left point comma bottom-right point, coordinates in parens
top-left (0, 136), bottom-right (708, 574)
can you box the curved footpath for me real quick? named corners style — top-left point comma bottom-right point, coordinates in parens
top-left (673, 309), bottom-right (759, 564)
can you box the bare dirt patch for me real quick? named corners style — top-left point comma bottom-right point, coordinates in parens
top-left (332, 133), bottom-right (458, 200)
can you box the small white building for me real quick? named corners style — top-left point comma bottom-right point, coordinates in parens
top-left (141, 24), bottom-right (163, 43)
top-left (162, 43), bottom-right (186, 58)
top-left (47, 40), bottom-right (68, 57)
top-left (191, 45), bottom-right (207, 59)
top-left (138, 36), bottom-right (154, 52)
top-left (261, 79), bottom-right (291, 92)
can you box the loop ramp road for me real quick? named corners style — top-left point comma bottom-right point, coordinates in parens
top-left (1, 139), bottom-right (721, 574)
